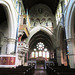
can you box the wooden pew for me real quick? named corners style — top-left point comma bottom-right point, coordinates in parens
top-left (0, 65), bottom-right (35, 75)
top-left (46, 65), bottom-right (74, 75)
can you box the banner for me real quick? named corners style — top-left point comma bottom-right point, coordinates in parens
top-left (0, 57), bottom-right (15, 65)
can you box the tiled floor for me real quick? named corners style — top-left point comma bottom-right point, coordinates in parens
top-left (34, 70), bottom-right (47, 75)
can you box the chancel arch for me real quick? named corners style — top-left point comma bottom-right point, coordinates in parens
top-left (28, 30), bottom-right (55, 68)
top-left (26, 23), bottom-right (56, 68)
top-left (27, 25), bottom-right (55, 45)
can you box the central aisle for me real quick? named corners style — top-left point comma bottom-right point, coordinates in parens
top-left (34, 70), bottom-right (47, 75)
top-left (36, 65), bottom-right (45, 69)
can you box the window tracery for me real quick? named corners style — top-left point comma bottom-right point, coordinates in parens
top-left (29, 4), bottom-right (54, 28)
top-left (47, 18), bottom-right (53, 27)
top-left (31, 42), bottom-right (49, 59)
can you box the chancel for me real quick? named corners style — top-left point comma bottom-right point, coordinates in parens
top-left (0, 0), bottom-right (75, 75)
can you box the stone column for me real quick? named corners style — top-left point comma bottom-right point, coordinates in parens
top-left (56, 48), bottom-right (61, 66)
top-left (67, 39), bottom-right (75, 68)
top-left (24, 51), bottom-right (28, 66)
top-left (61, 50), bottom-right (64, 64)
top-left (7, 38), bottom-right (16, 54)
top-left (54, 49), bottom-right (57, 62)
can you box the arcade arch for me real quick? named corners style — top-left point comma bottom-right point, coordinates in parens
top-left (65, 0), bottom-right (75, 68)
top-left (0, 1), bottom-right (17, 55)
top-left (56, 25), bottom-right (68, 66)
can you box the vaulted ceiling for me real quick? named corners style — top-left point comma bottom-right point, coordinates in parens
top-left (22, 0), bottom-right (59, 15)
top-left (29, 31), bottom-right (53, 52)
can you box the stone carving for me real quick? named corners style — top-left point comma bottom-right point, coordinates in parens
top-left (38, 8), bottom-right (43, 14)
top-left (41, 18), bottom-right (46, 25)
top-left (47, 18), bottom-right (52, 27)
top-left (30, 18), bottom-right (34, 26)
top-left (35, 18), bottom-right (40, 26)
top-left (44, 12), bottom-right (49, 17)
top-left (29, 4), bottom-right (55, 28)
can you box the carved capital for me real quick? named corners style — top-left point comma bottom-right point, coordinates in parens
top-left (7, 38), bottom-right (16, 43)
top-left (66, 38), bottom-right (74, 44)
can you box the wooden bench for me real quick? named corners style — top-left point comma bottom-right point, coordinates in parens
top-left (0, 65), bottom-right (35, 75)
top-left (46, 65), bottom-right (75, 75)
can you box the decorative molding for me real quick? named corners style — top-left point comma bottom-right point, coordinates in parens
top-left (7, 38), bottom-right (16, 42)
top-left (64, 38), bottom-right (74, 43)
top-left (66, 54), bottom-right (75, 56)
top-left (29, 4), bottom-right (55, 27)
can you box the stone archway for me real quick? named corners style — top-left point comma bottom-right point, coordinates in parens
top-left (27, 25), bottom-right (56, 69)
top-left (65, 1), bottom-right (75, 68)
top-left (0, 0), bottom-right (17, 55)
top-left (56, 25), bottom-right (68, 66)
top-left (27, 26), bottom-right (55, 46)
top-left (59, 28), bottom-right (67, 66)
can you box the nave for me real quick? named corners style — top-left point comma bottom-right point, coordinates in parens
top-left (0, 64), bottom-right (48, 75)
top-left (34, 70), bottom-right (47, 75)
top-left (0, 64), bottom-right (75, 75)
top-left (1, 0), bottom-right (75, 75)
top-left (34, 64), bottom-right (47, 75)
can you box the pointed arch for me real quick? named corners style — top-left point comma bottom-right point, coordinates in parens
top-left (65, 0), bottom-right (75, 39)
top-left (0, 0), bottom-right (17, 39)
top-left (65, 1), bottom-right (75, 68)
top-left (27, 26), bottom-right (56, 49)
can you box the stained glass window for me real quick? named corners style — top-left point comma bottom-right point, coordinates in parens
top-left (34, 48), bottom-right (36, 51)
top-left (56, 3), bottom-right (62, 25)
top-left (35, 52), bottom-right (38, 58)
top-left (39, 51), bottom-right (42, 57)
top-left (31, 42), bottom-right (50, 59)
top-left (32, 52), bottom-right (34, 58)
top-left (65, 0), bottom-right (69, 6)
top-left (44, 48), bottom-right (47, 51)
top-left (47, 51), bottom-right (49, 58)
top-left (47, 18), bottom-right (52, 27)
top-left (37, 42), bottom-right (44, 50)
top-left (43, 51), bottom-right (45, 57)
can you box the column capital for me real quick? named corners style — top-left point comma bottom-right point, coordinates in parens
top-left (7, 38), bottom-right (16, 43)
top-left (65, 38), bottom-right (74, 43)
top-left (56, 46), bottom-right (61, 50)
top-left (66, 54), bottom-right (75, 56)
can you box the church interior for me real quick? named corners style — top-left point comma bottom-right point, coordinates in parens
top-left (0, 0), bottom-right (75, 75)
